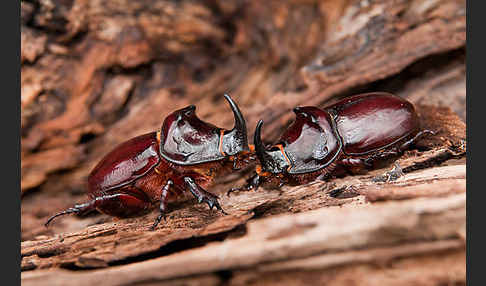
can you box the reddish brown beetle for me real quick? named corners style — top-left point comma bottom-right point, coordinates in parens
top-left (45, 94), bottom-right (254, 230)
top-left (232, 92), bottom-right (433, 191)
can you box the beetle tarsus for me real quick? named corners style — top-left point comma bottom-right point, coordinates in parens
top-left (227, 173), bottom-right (260, 197)
top-left (184, 177), bottom-right (228, 215)
top-left (372, 162), bottom-right (404, 183)
top-left (399, 129), bottom-right (435, 151)
top-left (226, 187), bottom-right (241, 197)
top-left (386, 162), bottom-right (404, 182)
top-left (150, 180), bottom-right (173, 230)
top-left (226, 184), bottom-right (254, 197)
top-left (150, 213), bottom-right (165, 231)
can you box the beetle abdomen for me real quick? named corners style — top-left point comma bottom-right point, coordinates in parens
top-left (326, 92), bottom-right (419, 156)
top-left (88, 132), bottom-right (160, 195)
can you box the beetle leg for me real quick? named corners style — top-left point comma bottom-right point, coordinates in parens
top-left (44, 193), bottom-right (127, 227)
top-left (150, 180), bottom-right (173, 230)
top-left (184, 177), bottom-right (228, 215)
top-left (232, 158), bottom-right (240, 170)
top-left (227, 173), bottom-right (260, 196)
top-left (372, 162), bottom-right (404, 182)
top-left (399, 130), bottom-right (435, 151)
top-left (339, 158), bottom-right (371, 175)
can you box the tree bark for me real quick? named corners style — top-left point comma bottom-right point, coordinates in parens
top-left (21, 0), bottom-right (466, 285)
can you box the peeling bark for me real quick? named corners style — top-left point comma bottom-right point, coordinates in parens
top-left (21, 0), bottom-right (466, 285)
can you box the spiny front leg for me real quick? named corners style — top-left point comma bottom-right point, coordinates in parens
top-left (150, 180), bottom-right (173, 230)
top-left (184, 177), bottom-right (227, 215)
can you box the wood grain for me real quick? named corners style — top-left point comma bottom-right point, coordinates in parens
top-left (21, 0), bottom-right (467, 285)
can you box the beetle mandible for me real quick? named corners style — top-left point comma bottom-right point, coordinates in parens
top-left (45, 94), bottom-right (254, 230)
top-left (232, 92), bottom-right (434, 192)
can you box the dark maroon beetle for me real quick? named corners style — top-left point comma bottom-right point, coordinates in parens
top-left (233, 92), bottom-right (433, 191)
top-left (45, 94), bottom-right (254, 230)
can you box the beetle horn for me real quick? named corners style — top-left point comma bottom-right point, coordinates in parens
top-left (254, 120), bottom-right (272, 167)
top-left (221, 94), bottom-right (250, 155)
top-left (225, 94), bottom-right (247, 140)
top-left (254, 120), bottom-right (289, 173)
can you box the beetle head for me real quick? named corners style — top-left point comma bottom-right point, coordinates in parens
top-left (159, 94), bottom-right (249, 165)
top-left (255, 106), bottom-right (342, 175)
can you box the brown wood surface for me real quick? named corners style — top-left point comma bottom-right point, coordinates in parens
top-left (21, 0), bottom-right (466, 285)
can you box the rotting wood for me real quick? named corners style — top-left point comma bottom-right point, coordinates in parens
top-left (21, 193), bottom-right (466, 286)
top-left (20, 98), bottom-right (466, 276)
top-left (21, 160), bottom-right (466, 272)
top-left (20, 0), bottom-right (465, 195)
top-left (229, 249), bottom-right (465, 286)
top-left (21, 0), bottom-right (467, 285)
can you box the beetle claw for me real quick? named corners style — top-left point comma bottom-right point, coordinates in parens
top-left (212, 200), bottom-right (228, 215)
top-left (150, 211), bottom-right (168, 230)
top-left (184, 176), bottom-right (227, 215)
top-left (226, 187), bottom-right (239, 197)
top-left (227, 173), bottom-right (260, 197)
top-left (203, 196), bottom-right (228, 215)
top-left (372, 162), bottom-right (404, 183)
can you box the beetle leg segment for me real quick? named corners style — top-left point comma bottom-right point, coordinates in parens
top-left (184, 177), bottom-right (228, 215)
top-left (44, 193), bottom-right (127, 227)
top-left (399, 130), bottom-right (435, 151)
top-left (338, 157), bottom-right (371, 175)
top-left (150, 180), bottom-right (173, 230)
top-left (227, 173), bottom-right (261, 196)
top-left (349, 129), bottom-right (435, 172)
top-left (372, 162), bottom-right (404, 182)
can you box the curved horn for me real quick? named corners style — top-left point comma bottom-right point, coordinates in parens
top-left (254, 120), bottom-right (272, 166)
top-left (254, 120), bottom-right (290, 173)
top-left (221, 94), bottom-right (250, 155)
top-left (224, 93), bottom-right (247, 141)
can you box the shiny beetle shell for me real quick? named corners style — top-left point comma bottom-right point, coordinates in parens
top-left (160, 95), bottom-right (249, 165)
top-left (244, 92), bottom-right (431, 191)
top-left (87, 132), bottom-right (160, 195)
top-left (45, 94), bottom-right (253, 230)
top-left (327, 92), bottom-right (420, 156)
